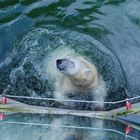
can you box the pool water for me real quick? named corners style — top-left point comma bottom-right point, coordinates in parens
top-left (0, 1), bottom-right (140, 139)
top-left (0, 113), bottom-right (140, 140)
top-left (0, 0), bottom-right (140, 110)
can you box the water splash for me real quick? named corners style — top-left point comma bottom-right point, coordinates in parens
top-left (0, 25), bottom-right (127, 110)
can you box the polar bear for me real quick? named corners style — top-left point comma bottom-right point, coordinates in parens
top-left (46, 46), bottom-right (106, 108)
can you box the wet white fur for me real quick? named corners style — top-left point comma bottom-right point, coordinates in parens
top-left (45, 46), bottom-right (106, 108)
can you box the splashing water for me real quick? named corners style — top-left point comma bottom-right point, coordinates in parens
top-left (0, 25), bottom-right (127, 110)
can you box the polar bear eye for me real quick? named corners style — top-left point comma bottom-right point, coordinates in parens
top-left (70, 61), bottom-right (75, 67)
top-left (84, 70), bottom-right (91, 76)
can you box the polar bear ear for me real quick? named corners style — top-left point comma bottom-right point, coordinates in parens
top-left (84, 69), bottom-right (91, 76)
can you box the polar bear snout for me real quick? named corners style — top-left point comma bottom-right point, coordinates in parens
top-left (56, 58), bottom-right (75, 73)
top-left (56, 59), bottom-right (63, 66)
top-left (56, 58), bottom-right (67, 71)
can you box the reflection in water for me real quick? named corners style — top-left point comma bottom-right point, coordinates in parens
top-left (0, 113), bottom-right (139, 140)
top-left (46, 117), bottom-right (105, 140)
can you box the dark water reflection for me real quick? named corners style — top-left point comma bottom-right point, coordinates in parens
top-left (0, 113), bottom-right (140, 140)
top-left (0, 0), bottom-right (140, 109)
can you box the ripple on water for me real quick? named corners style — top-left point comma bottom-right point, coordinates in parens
top-left (0, 0), bottom-right (19, 9)
top-left (125, 0), bottom-right (140, 26)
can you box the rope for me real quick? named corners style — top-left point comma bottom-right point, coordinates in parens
top-left (4, 94), bottom-right (140, 105)
top-left (0, 121), bottom-right (138, 140)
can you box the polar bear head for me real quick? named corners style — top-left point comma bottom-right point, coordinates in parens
top-left (56, 58), bottom-right (81, 75)
top-left (56, 58), bottom-right (99, 87)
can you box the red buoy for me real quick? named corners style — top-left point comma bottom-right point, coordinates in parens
top-left (1, 95), bottom-right (7, 104)
top-left (0, 113), bottom-right (5, 121)
top-left (125, 125), bottom-right (132, 135)
top-left (125, 99), bottom-right (132, 110)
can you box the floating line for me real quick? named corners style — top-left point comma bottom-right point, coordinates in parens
top-left (4, 94), bottom-right (140, 105)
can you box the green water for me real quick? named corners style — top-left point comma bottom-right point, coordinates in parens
top-left (0, 113), bottom-right (140, 140)
top-left (0, 1), bottom-right (140, 108)
top-left (0, 0), bottom-right (140, 139)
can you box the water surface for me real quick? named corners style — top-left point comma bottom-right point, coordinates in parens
top-left (0, 113), bottom-right (140, 140)
top-left (0, 0), bottom-right (140, 109)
